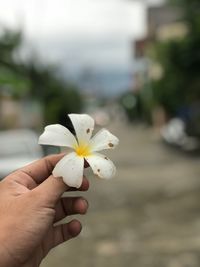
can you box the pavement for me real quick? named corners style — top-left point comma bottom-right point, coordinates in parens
top-left (41, 120), bottom-right (200, 267)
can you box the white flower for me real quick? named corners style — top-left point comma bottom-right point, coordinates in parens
top-left (38, 114), bottom-right (119, 188)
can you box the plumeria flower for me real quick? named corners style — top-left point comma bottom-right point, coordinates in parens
top-left (38, 114), bottom-right (119, 188)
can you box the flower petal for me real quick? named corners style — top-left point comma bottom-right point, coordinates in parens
top-left (39, 124), bottom-right (78, 148)
top-left (89, 129), bottom-right (119, 152)
top-left (69, 114), bottom-right (94, 144)
top-left (53, 152), bottom-right (84, 188)
top-left (85, 152), bottom-right (116, 179)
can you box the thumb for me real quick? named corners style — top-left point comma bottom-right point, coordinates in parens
top-left (33, 175), bottom-right (68, 206)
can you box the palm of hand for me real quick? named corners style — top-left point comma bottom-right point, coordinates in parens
top-left (0, 155), bottom-right (88, 267)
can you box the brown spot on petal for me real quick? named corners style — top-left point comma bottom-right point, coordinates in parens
top-left (86, 128), bottom-right (90, 134)
top-left (108, 143), bottom-right (114, 148)
top-left (104, 157), bottom-right (108, 160)
top-left (97, 169), bottom-right (100, 172)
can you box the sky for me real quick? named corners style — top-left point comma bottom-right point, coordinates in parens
top-left (0, 0), bottom-right (164, 95)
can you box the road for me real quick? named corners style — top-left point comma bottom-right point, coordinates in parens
top-left (41, 120), bottom-right (200, 267)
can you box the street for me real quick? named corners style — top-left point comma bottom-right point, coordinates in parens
top-left (42, 120), bottom-right (200, 267)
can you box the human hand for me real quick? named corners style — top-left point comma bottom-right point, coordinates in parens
top-left (0, 154), bottom-right (89, 267)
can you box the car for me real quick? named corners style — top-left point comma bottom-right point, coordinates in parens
top-left (161, 118), bottom-right (200, 152)
top-left (0, 129), bottom-right (43, 179)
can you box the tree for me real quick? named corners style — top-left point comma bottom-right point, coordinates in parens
top-left (152, 0), bottom-right (200, 118)
top-left (0, 27), bottom-right (83, 126)
top-left (145, 0), bottom-right (200, 137)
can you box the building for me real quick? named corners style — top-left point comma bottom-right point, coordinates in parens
top-left (133, 3), bottom-right (187, 127)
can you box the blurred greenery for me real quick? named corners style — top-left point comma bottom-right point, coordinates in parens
top-left (152, 0), bottom-right (200, 119)
top-left (119, 91), bottom-right (142, 122)
top-left (118, 0), bottom-right (200, 137)
top-left (0, 28), bottom-right (83, 126)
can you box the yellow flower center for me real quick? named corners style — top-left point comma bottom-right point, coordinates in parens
top-left (74, 142), bottom-right (91, 157)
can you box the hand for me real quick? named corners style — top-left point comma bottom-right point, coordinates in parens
top-left (0, 154), bottom-right (89, 267)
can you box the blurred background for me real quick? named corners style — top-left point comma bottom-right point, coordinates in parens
top-left (0, 0), bottom-right (200, 266)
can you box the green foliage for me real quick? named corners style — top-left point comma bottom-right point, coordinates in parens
top-left (151, 0), bottom-right (200, 118)
top-left (24, 61), bottom-right (83, 125)
top-left (0, 67), bottom-right (30, 98)
top-left (0, 29), bottom-right (22, 63)
top-left (119, 91), bottom-right (142, 122)
top-left (0, 27), bottom-right (83, 126)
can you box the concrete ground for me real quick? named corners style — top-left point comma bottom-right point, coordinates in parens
top-left (41, 120), bottom-right (200, 267)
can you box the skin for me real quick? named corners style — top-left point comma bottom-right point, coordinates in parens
top-left (0, 154), bottom-right (89, 267)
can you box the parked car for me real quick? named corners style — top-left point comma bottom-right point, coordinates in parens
top-left (0, 129), bottom-right (43, 179)
top-left (161, 118), bottom-right (200, 152)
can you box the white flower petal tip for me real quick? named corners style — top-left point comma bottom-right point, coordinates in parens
top-left (89, 129), bottom-right (119, 152)
top-left (69, 113), bottom-right (94, 143)
top-left (38, 113), bottom-right (119, 186)
top-left (52, 152), bottom-right (84, 188)
top-left (85, 153), bottom-right (116, 180)
top-left (38, 124), bottom-right (77, 148)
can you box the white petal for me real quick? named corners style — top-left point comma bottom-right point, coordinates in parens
top-left (39, 124), bottom-right (78, 148)
top-left (89, 129), bottom-right (119, 152)
top-left (53, 152), bottom-right (84, 188)
top-left (69, 114), bottom-right (94, 144)
top-left (85, 152), bottom-right (116, 179)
